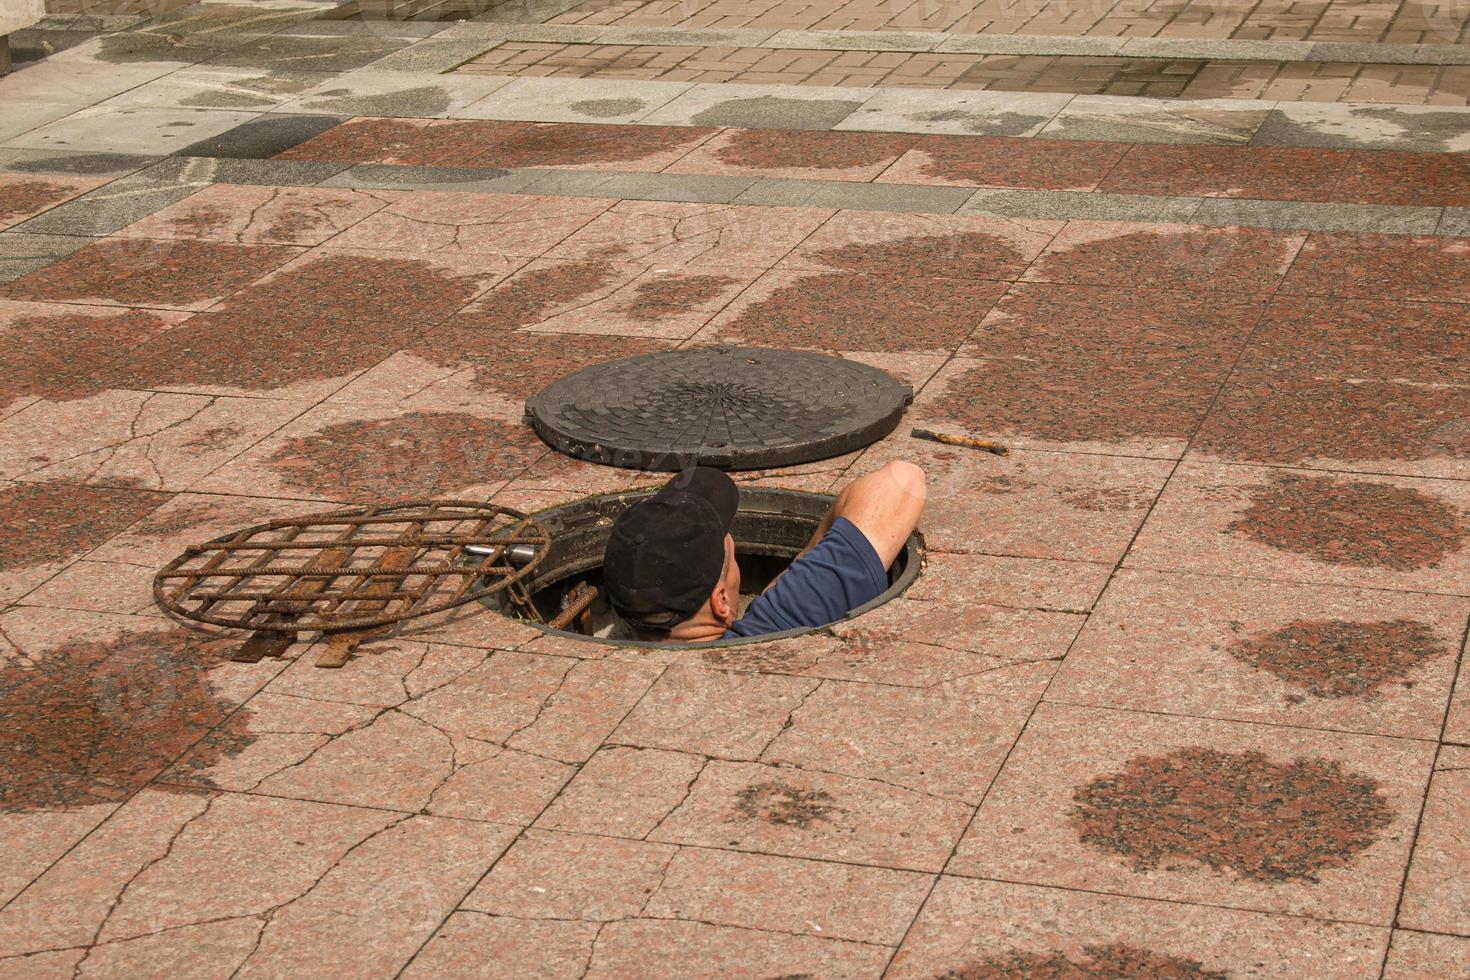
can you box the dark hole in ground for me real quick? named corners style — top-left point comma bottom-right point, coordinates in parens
top-left (485, 487), bottom-right (922, 646)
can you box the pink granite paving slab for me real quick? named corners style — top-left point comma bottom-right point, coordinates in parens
top-left (1022, 221), bottom-right (1305, 293)
top-left (643, 846), bottom-right (931, 945)
top-left (762, 677), bottom-right (1035, 802)
top-left (700, 267), bottom-right (1005, 354)
top-left (904, 552), bottom-right (1111, 613)
top-left (1191, 295), bottom-right (1470, 479)
top-left (0, 804), bottom-right (120, 908)
top-left (1126, 461), bottom-right (1470, 595)
top-left (1280, 232), bottom-right (1470, 303)
top-left (1398, 745), bottom-right (1470, 936)
top-left (1096, 143), bottom-right (1350, 201)
top-left (913, 283), bottom-right (1264, 458)
top-left (1050, 568), bottom-right (1467, 739)
top-left (1446, 654), bottom-right (1470, 746)
top-left (0, 300), bottom-right (191, 419)
top-left (0, 480), bottom-right (168, 604)
top-left (71, 917), bottom-right (265, 978)
top-left (0, 238), bottom-right (302, 311)
top-left (610, 665), bottom-right (819, 759)
top-left (1384, 930), bottom-right (1470, 978)
top-left (210, 245), bottom-right (522, 326)
top-left (535, 745), bottom-right (706, 839)
top-left (779, 209), bottom-right (1060, 281)
top-left (584, 919), bottom-right (891, 977)
top-left (0, 390), bottom-right (305, 491)
top-left (456, 256), bottom-right (762, 339)
top-left (888, 877), bottom-right (1386, 979)
top-left (20, 558), bottom-right (167, 617)
top-left (1334, 150), bottom-right (1470, 208)
top-left (403, 912), bottom-right (599, 978)
top-left (948, 702), bottom-right (1434, 923)
top-left (464, 829), bottom-right (677, 922)
top-left (192, 401), bottom-right (546, 503)
top-left (544, 200), bottom-right (833, 271)
top-left (666, 127), bottom-right (916, 181)
top-left (879, 135), bottom-right (1128, 190)
top-left (848, 437), bottom-right (1174, 562)
top-left (0, 172), bottom-right (108, 230)
top-left (275, 116), bottom-right (437, 164)
top-left (328, 191), bottom-right (615, 256)
top-left (115, 184), bottom-right (400, 246)
top-left (649, 759), bottom-right (973, 871)
top-left (469, 121), bottom-right (719, 172)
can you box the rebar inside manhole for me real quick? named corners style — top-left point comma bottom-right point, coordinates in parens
top-left (524, 348), bottom-right (913, 471)
top-left (480, 488), bottom-right (924, 647)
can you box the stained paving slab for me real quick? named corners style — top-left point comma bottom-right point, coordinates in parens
top-left (0, 1), bottom-right (1467, 977)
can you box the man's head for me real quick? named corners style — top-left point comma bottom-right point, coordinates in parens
top-left (603, 467), bottom-right (741, 640)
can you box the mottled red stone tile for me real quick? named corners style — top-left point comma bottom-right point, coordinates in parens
top-left (544, 200), bottom-right (832, 271)
top-left (667, 127), bottom-right (916, 181)
top-left (649, 759), bottom-right (973, 871)
top-left (0, 806), bottom-right (120, 908)
top-left (611, 665), bottom-right (818, 760)
top-left (117, 184), bottom-right (399, 246)
top-left (0, 390), bottom-right (305, 491)
top-left (904, 552), bottom-right (1112, 613)
top-left (888, 877), bottom-right (1386, 979)
top-left (782, 210), bottom-right (1060, 281)
top-left (535, 745), bottom-right (706, 839)
top-left (1334, 150), bottom-right (1470, 208)
top-left (703, 268), bottom-right (1004, 353)
top-left (911, 284), bottom-right (1262, 457)
top-left (1127, 462), bottom-right (1470, 594)
top-left (463, 829), bottom-right (677, 921)
top-left (1281, 232), bottom-right (1470, 303)
top-left (585, 919), bottom-right (890, 977)
top-left (469, 121), bottom-right (718, 171)
top-left (1, 238), bottom-right (301, 311)
top-left (404, 913), bottom-right (598, 979)
top-left (67, 917), bottom-right (264, 977)
top-left (1384, 930), bottom-right (1470, 978)
top-left (193, 402), bottom-right (546, 502)
top-left (1050, 569), bottom-right (1466, 739)
top-left (1399, 745), bottom-right (1470, 936)
top-left (850, 438), bottom-right (1173, 562)
top-left (328, 190), bottom-right (614, 256)
top-left (0, 300), bottom-right (190, 417)
top-left (1097, 143), bottom-right (1350, 200)
top-left (274, 116), bottom-right (438, 164)
top-left (949, 703), bottom-right (1433, 922)
top-left (879, 135), bottom-right (1128, 190)
top-left (0, 480), bottom-right (168, 603)
top-left (1023, 221), bottom-right (1304, 293)
top-left (0, 172), bottom-right (108, 230)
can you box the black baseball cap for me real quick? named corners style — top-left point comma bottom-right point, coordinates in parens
top-left (603, 468), bottom-right (739, 633)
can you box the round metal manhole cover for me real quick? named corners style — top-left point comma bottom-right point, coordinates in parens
top-left (524, 347), bottom-right (913, 471)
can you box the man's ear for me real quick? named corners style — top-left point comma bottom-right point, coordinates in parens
top-left (709, 579), bottom-right (735, 624)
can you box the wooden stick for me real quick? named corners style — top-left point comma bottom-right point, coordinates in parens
top-left (910, 428), bottom-right (1009, 456)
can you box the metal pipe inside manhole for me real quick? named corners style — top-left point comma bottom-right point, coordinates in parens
top-left (475, 487), bottom-right (925, 648)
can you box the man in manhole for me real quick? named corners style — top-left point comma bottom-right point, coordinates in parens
top-left (604, 464), bottom-right (926, 642)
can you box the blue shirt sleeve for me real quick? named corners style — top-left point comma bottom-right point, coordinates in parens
top-left (723, 517), bottom-right (889, 640)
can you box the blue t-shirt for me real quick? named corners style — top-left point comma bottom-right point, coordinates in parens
top-left (723, 517), bottom-right (889, 640)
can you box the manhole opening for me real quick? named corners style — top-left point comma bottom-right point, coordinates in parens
top-left (482, 487), bottom-right (923, 648)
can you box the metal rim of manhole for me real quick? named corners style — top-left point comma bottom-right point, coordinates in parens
top-left (154, 499), bottom-right (550, 635)
top-left (524, 347), bottom-right (914, 471)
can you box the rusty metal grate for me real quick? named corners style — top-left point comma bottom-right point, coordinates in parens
top-left (155, 500), bottom-right (549, 639)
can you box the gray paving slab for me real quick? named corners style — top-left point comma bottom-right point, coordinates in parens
top-left (0, 55), bottom-right (188, 108)
top-left (1041, 96), bottom-right (1272, 145)
top-left (274, 20), bottom-right (449, 39)
top-left (764, 29), bottom-right (941, 51)
top-left (438, 23), bottom-right (599, 42)
top-left (935, 34), bottom-right (1126, 56)
top-left (172, 112), bottom-right (348, 159)
top-left (96, 65), bottom-right (334, 110)
top-left (511, 169), bottom-right (620, 196)
top-left (456, 77), bottom-right (694, 123)
top-left (578, 172), bottom-right (757, 204)
top-left (641, 83), bottom-right (875, 130)
top-left (356, 37), bottom-right (504, 73)
top-left (78, 30), bottom-right (258, 65)
top-left (590, 27), bottom-right (778, 47)
top-left (0, 232), bottom-right (93, 285)
top-left (1251, 103), bottom-right (1470, 151)
top-left (276, 69), bottom-right (513, 118)
top-left (962, 189), bottom-right (1202, 223)
top-left (1191, 198), bottom-right (1443, 234)
top-left (834, 89), bottom-right (1069, 137)
top-left (1419, 44), bottom-right (1470, 65)
top-left (9, 175), bottom-right (204, 236)
top-left (5, 105), bottom-right (264, 156)
top-left (322, 163), bottom-right (538, 194)
top-left (0, 148), bottom-right (157, 177)
top-left (138, 155), bottom-right (350, 187)
top-left (797, 181), bottom-right (972, 213)
top-left (1119, 37), bottom-right (1315, 61)
top-left (471, 0), bottom-right (587, 24)
top-left (1439, 209), bottom-right (1470, 237)
top-left (1305, 42), bottom-right (1424, 64)
top-left (730, 178), bottom-right (827, 207)
top-left (207, 33), bottom-right (412, 72)
top-left (9, 27), bottom-right (106, 65)
top-left (0, 103), bottom-right (78, 144)
top-left (132, 4), bottom-right (318, 37)
top-left (33, 13), bottom-right (143, 32)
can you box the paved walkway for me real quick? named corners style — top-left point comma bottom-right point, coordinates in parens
top-left (1, 1), bottom-right (1469, 978)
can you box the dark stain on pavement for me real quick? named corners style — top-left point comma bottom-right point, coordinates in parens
top-left (0, 482), bottom-right (168, 572)
top-left (938, 943), bottom-right (1230, 979)
top-left (733, 780), bottom-right (840, 829)
top-left (1227, 618), bottom-right (1447, 699)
